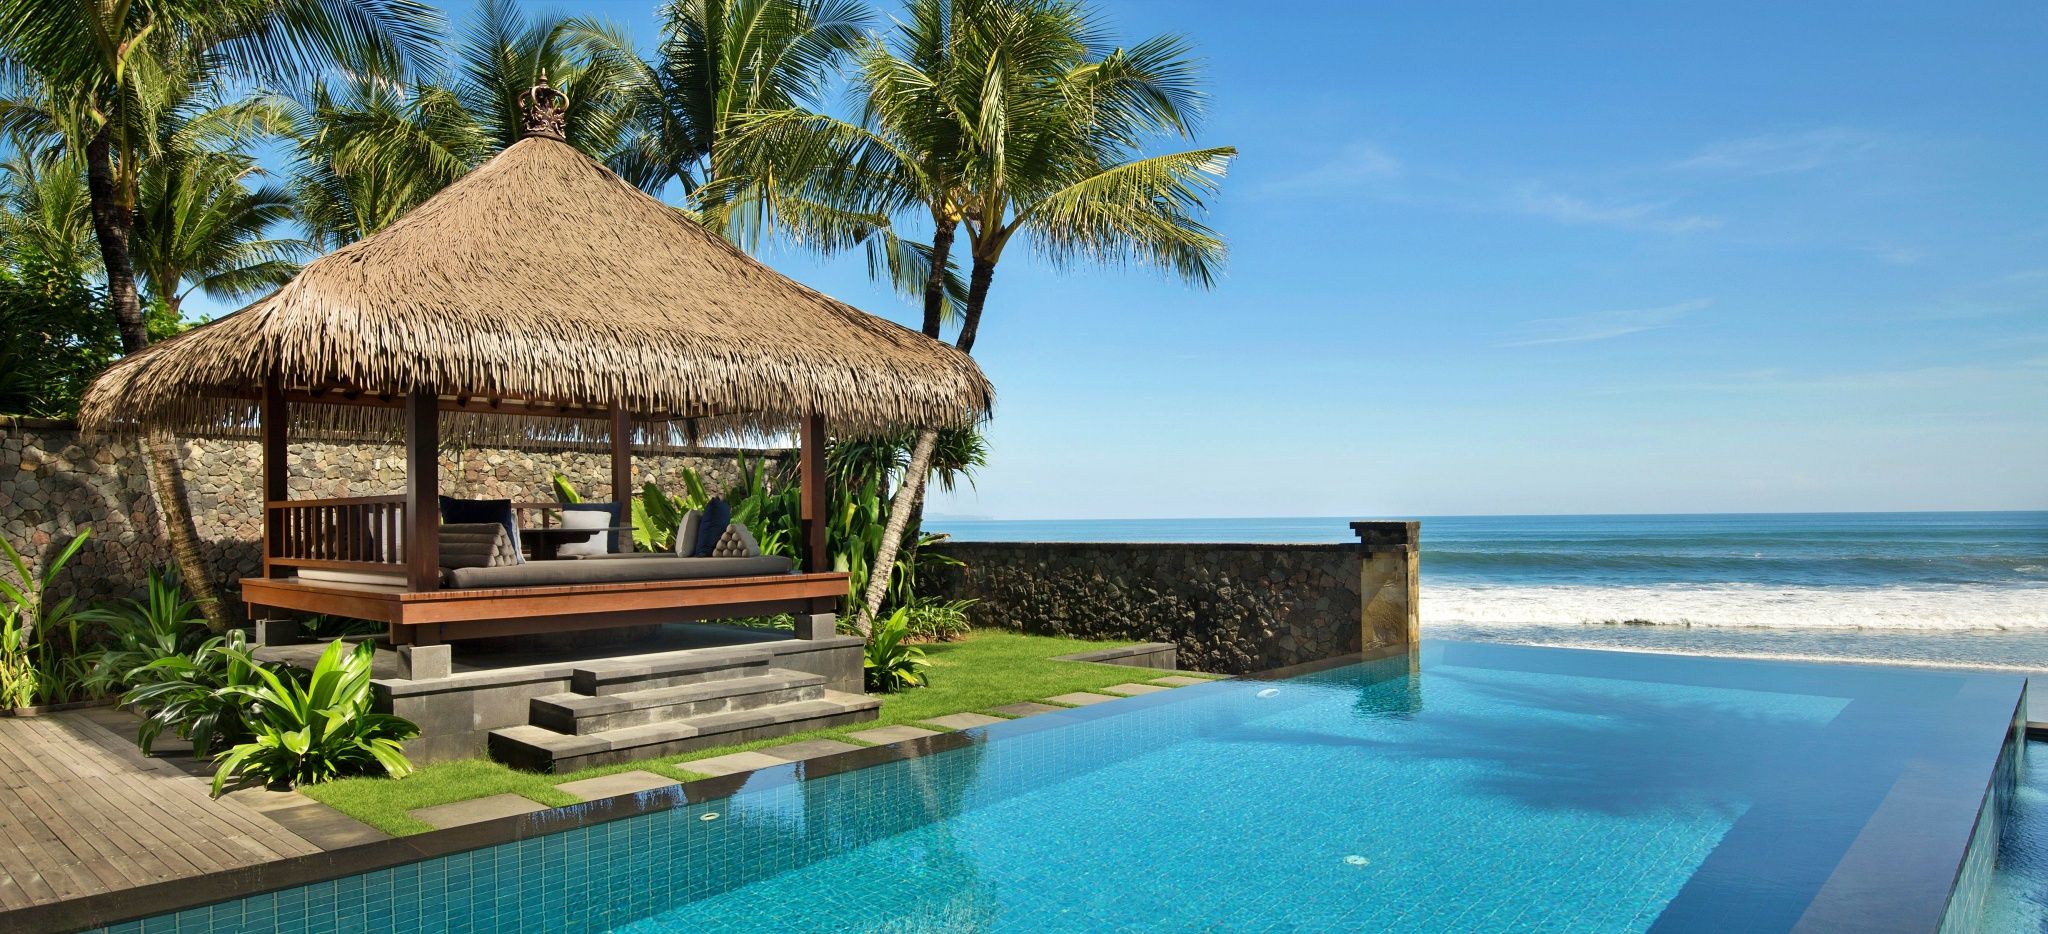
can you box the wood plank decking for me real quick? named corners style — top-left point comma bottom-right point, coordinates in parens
top-left (0, 707), bottom-right (325, 912)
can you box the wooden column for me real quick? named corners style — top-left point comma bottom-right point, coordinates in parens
top-left (403, 391), bottom-right (440, 592)
top-left (259, 376), bottom-right (288, 578)
top-left (611, 404), bottom-right (634, 551)
top-left (799, 414), bottom-right (828, 573)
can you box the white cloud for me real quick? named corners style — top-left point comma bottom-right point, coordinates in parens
top-left (1259, 141), bottom-right (1403, 196)
top-left (1673, 127), bottom-right (1887, 176)
top-left (1499, 298), bottom-right (1711, 347)
top-left (1507, 184), bottom-right (1721, 233)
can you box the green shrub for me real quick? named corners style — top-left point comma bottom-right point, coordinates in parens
top-left (863, 609), bottom-right (930, 693)
top-left (211, 639), bottom-right (419, 795)
top-left (123, 629), bottom-right (265, 756)
top-left (900, 597), bottom-right (974, 643)
top-left (80, 566), bottom-right (208, 697)
top-left (0, 529), bottom-right (96, 707)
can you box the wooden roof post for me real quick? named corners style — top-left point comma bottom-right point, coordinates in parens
top-left (800, 415), bottom-right (828, 573)
top-left (404, 391), bottom-right (441, 592)
top-left (612, 403), bottom-right (634, 552)
top-left (260, 375), bottom-right (288, 578)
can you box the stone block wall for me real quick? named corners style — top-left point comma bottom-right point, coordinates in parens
top-left (925, 522), bottom-right (1419, 674)
top-left (0, 418), bottom-right (790, 607)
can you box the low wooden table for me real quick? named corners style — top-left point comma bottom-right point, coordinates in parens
top-left (521, 526), bottom-right (634, 561)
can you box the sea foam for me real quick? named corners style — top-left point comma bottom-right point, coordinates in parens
top-left (1425, 583), bottom-right (2048, 631)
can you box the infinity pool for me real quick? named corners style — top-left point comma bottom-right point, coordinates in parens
top-left (83, 642), bottom-right (2021, 933)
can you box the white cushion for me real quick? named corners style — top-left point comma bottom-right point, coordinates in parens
top-left (556, 509), bottom-right (611, 558)
top-left (673, 510), bottom-right (703, 556)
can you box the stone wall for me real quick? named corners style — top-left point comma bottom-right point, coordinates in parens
top-left (0, 418), bottom-right (790, 607)
top-left (925, 522), bottom-right (1419, 674)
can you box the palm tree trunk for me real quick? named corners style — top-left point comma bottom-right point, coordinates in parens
top-left (921, 218), bottom-right (956, 338)
top-left (88, 127), bottom-right (229, 628)
top-left (954, 254), bottom-right (996, 353)
top-left (143, 432), bottom-right (229, 628)
top-left (858, 429), bottom-right (936, 632)
top-left (83, 127), bottom-right (148, 353)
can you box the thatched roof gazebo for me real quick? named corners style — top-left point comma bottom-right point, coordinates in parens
top-left (78, 83), bottom-right (991, 648)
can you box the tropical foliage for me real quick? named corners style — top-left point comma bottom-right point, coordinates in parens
top-left (862, 607), bottom-right (929, 692)
top-left (0, 529), bottom-right (94, 707)
top-left (210, 639), bottom-right (419, 794)
top-left (123, 628), bottom-right (268, 756)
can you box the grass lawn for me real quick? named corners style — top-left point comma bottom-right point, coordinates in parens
top-left (304, 630), bottom-right (1215, 836)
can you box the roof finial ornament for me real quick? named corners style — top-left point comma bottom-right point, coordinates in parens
top-left (520, 70), bottom-right (568, 140)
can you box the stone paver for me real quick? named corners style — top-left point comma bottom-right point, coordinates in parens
top-left (847, 725), bottom-right (942, 745)
top-left (1151, 675), bottom-right (1213, 687)
top-left (922, 712), bottom-right (1006, 730)
top-left (758, 739), bottom-right (865, 761)
top-left (554, 770), bottom-right (678, 801)
top-left (408, 793), bottom-right (548, 829)
top-left (1100, 682), bottom-right (1171, 696)
top-left (990, 702), bottom-right (1063, 718)
top-left (1044, 692), bottom-right (1120, 706)
top-left (679, 751), bottom-right (789, 777)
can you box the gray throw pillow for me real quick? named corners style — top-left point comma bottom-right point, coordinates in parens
top-left (710, 522), bottom-right (762, 558)
top-left (673, 510), bottom-right (703, 557)
top-left (439, 522), bottom-right (518, 568)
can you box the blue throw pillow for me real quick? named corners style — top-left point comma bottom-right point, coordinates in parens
top-left (692, 497), bottom-right (731, 557)
top-left (440, 496), bottom-right (522, 562)
top-left (562, 502), bottom-right (622, 553)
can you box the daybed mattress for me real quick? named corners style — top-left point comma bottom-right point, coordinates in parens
top-left (443, 555), bottom-right (796, 589)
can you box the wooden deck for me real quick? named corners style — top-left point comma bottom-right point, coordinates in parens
top-left (0, 707), bottom-right (324, 912)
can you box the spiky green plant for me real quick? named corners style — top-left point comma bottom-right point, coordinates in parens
top-left (0, 528), bottom-right (94, 708)
top-left (210, 639), bottom-right (418, 794)
top-left (862, 607), bottom-right (929, 692)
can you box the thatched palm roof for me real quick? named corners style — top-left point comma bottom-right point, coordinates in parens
top-left (79, 134), bottom-right (992, 442)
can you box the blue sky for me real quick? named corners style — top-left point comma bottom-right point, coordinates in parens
top-left (237, 1), bottom-right (2048, 518)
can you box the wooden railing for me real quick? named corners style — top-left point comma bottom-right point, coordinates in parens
top-left (265, 495), bottom-right (407, 571)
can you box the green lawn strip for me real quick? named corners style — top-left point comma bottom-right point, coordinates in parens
top-left (306, 631), bottom-right (1162, 836)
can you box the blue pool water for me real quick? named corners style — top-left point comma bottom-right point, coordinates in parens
top-left (97, 643), bottom-right (2020, 933)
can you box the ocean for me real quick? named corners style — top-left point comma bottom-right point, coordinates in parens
top-left (926, 511), bottom-right (2048, 671)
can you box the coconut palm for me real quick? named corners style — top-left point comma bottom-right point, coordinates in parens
top-left (579, 0), bottom-right (869, 198)
top-left (131, 92), bottom-right (311, 317)
top-left (1, 0), bottom-right (442, 625)
top-left (281, 0), bottom-right (641, 247)
top-left (0, 142), bottom-right (96, 278)
top-left (733, 0), bottom-right (1233, 625)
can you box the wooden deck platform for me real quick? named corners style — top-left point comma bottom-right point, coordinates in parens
top-left (0, 707), bottom-right (325, 913)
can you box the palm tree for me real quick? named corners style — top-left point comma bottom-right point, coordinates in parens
top-left (1, 0), bottom-right (442, 625)
top-left (0, 141), bottom-right (96, 278)
top-left (281, 0), bottom-right (641, 247)
top-left (584, 0), bottom-right (869, 198)
top-left (131, 91), bottom-right (311, 317)
top-left (736, 0), bottom-right (1233, 626)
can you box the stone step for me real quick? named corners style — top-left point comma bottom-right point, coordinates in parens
top-left (532, 669), bottom-right (828, 734)
top-left (488, 691), bottom-right (881, 773)
top-left (569, 645), bottom-right (775, 696)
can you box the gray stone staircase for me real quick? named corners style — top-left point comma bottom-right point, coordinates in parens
top-left (488, 645), bottom-right (877, 772)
